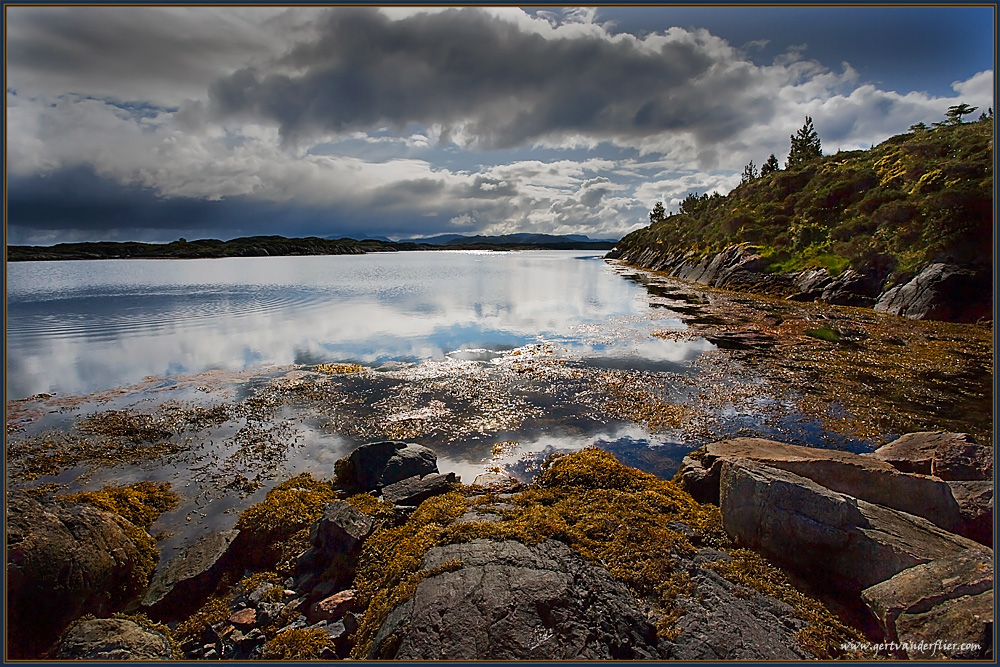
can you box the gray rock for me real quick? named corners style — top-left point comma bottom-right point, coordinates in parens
top-left (141, 529), bottom-right (240, 618)
top-left (671, 568), bottom-right (811, 660)
top-left (6, 491), bottom-right (156, 658)
top-left (56, 617), bottom-right (174, 660)
top-left (720, 459), bottom-right (983, 593)
top-left (873, 262), bottom-right (991, 322)
top-left (861, 548), bottom-right (993, 648)
top-left (309, 501), bottom-right (375, 557)
top-left (337, 440), bottom-right (439, 492)
top-left (369, 539), bottom-right (664, 660)
top-left (381, 472), bottom-right (456, 506)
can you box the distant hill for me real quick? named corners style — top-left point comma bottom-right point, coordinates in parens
top-left (7, 235), bottom-right (425, 261)
top-left (401, 233), bottom-right (619, 248)
top-left (614, 116), bottom-right (993, 282)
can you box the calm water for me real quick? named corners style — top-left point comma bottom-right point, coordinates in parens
top-left (7, 250), bottom-right (707, 399)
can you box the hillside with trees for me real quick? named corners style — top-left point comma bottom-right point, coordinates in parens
top-left (616, 107), bottom-right (993, 287)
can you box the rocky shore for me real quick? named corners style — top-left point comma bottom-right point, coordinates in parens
top-left (8, 434), bottom-right (992, 660)
top-left (608, 243), bottom-right (992, 323)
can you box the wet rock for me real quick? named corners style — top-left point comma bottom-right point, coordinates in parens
top-left (7, 490), bottom-right (156, 658)
top-left (369, 539), bottom-right (665, 659)
top-left (861, 548), bottom-right (993, 650)
top-left (720, 459), bottom-right (983, 593)
top-left (704, 331), bottom-right (776, 350)
top-left (874, 263), bottom-right (992, 322)
top-left (381, 472), bottom-right (457, 506)
top-left (676, 438), bottom-right (966, 537)
top-left (56, 617), bottom-right (174, 660)
top-left (336, 440), bottom-right (439, 493)
top-left (948, 481), bottom-right (993, 546)
top-left (870, 431), bottom-right (992, 480)
top-left (141, 529), bottom-right (239, 619)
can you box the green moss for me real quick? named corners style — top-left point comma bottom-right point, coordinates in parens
top-left (805, 327), bottom-right (842, 343)
top-left (261, 627), bottom-right (332, 659)
top-left (59, 481), bottom-right (179, 529)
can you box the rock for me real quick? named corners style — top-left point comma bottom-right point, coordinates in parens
top-left (861, 548), bottom-right (993, 651)
top-left (336, 440), bottom-right (439, 493)
top-left (307, 589), bottom-right (358, 624)
top-left (786, 268), bottom-right (884, 307)
top-left (704, 331), bottom-right (776, 350)
top-left (6, 491), bottom-right (157, 658)
top-left (677, 438), bottom-right (966, 537)
top-left (381, 472), bottom-right (456, 505)
top-left (949, 481), bottom-right (993, 546)
top-left (229, 608), bottom-right (257, 628)
top-left (369, 539), bottom-right (666, 659)
top-left (870, 431), bottom-right (992, 480)
top-left (670, 567), bottom-right (811, 660)
top-left (56, 617), bottom-right (174, 660)
top-left (873, 263), bottom-right (992, 322)
top-left (141, 529), bottom-right (239, 619)
top-left (308, 501), bottom-right (375, 558)
top-left (895, 590), bottom-right (993, 660)
top-left (719, 459), bottom-right (983, 593)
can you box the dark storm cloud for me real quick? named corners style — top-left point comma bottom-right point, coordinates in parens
top-left (5, 167), bottom-right (440, 244)
top-left (208, 7), bottom-right (768, 148)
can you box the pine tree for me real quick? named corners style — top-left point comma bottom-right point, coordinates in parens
top-left (760, 153), bottom-right (780, 176)
top-left (649, 201), bottom-right (666, 224)
top-left (945, 103), bottom-right (977, 124)
top-left (741, 160), bottom-right (758, 184)
top-left (786, 116), bottom-right (822, 168)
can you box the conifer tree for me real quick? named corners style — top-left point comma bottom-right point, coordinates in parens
top-left (786, 116), bottom-right (822, 168)
top-left (760, 153), bottom-right (780, 176)
top-left (649, 201), bottom-right (666, 224)
top-left (741, 160), bottom-right (758, 184)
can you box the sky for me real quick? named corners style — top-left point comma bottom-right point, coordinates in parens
top-left (5, 5), bottom-right (995, 245)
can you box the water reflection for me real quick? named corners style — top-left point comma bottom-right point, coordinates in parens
top-left (7, 251), bottom-right (705, 398)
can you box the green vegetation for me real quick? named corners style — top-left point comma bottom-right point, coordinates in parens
top-left (619, 112), bottom-right (993, 281)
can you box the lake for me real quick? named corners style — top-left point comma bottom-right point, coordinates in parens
top-left (7, 250), bottom-right (705, 399)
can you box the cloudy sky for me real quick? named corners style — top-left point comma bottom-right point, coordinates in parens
top-left (6, 5), bottom-right (994, 245)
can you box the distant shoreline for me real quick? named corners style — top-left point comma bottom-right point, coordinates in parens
top-left (7, 235), bottom-right (617, 261)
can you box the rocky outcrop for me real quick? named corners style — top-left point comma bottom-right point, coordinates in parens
top-left (874, 262), bottom-right (992, 322)
top-left (6, 491), bottom-right (157, 658)
top-left (862, 549), bottom-right (993, 659)
top-left (612, 244), bottom-right (990, 322)
top-left (719, 459), bottom-right (982, 593)
top-left (949, 481), bottom-right (994, 546)
top-left (141, 529), bottom-right (240, 619)
top-left (296, 501), bottom-right (375, 594)
top-left (56, 617), bottom-right (174, 660)
top-left (369, 538), bottom-right (818, 660)
top-left (334, 440), bottom-right (439, 493)
top-left (870, 431), bottom-right (993, 481)
top-left (675, 437), bottom-right (969, 539)
top-left (381, 471), bottom-right (457, 506)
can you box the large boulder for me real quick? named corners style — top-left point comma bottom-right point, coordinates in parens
top-left (870, 431), bottom-right (992, 480)
top-left (719, 459), bottom-right (982, 593)
top-left (873, 263), bottom-right (992, 322)
top-left (335, 441), bottom-right (438, 493)
top-left (894, 590), bottom-right (993, 660)
top-left (369, 539), bottom-right (665, 660)
top-left (948, 481), bottom-right (993, 546)
top-left (296, 501), bottom-right (375, 592)
top-left (141, 529), bottom-right (240, 620)
top-left (6, 491), bottom-right (157, 658)
top-left (676, 438), bottom-right (966, 537)
top-left (56, 617), bottom-right (174, 660)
